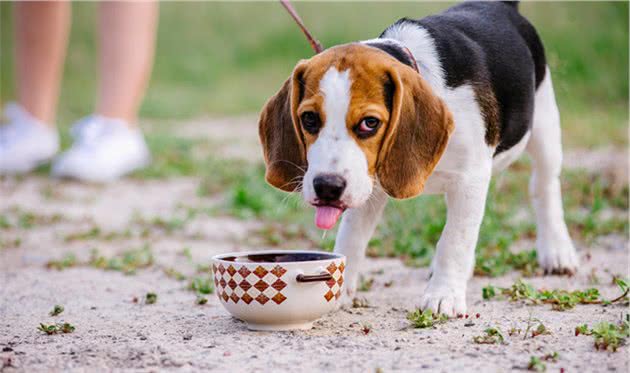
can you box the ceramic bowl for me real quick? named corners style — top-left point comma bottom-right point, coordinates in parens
top-left (212, 250), bottom-right (346, 331)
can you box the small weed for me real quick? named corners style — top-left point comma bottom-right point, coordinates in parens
top-left (508, 327), bottom-right (522, 336)
top-left (46, 253), bottom-right (78, 270)
top-left (475, 249), bottom-right (540, 277)
top-left (407, 309), bottom-right (448, 329)
top-left (89, 245), bottom-right (154, 274)
top-left (523, 315), bottom-right (551, 339)
top-left (64, 226), bottom-right (101, 242)
top-left (575, 315), bottom-right (629, 352)
top-left (482, 278), bottom-right (628, 311)
top-left (16, 211), bottom-right (63, 229)
top-left (0, 215), bottom-right (10, 229)
top-left (531, 322), bottom-right (551, 338)
top-left (189, 276), bottom-right (214, 295)
top-left (196, 296), bottom-right (208, 305)
top-left (181, 247), bottom-right (193, 261)
top-left (352, 297), bottom-right (370, 308)
top-left (49, 305), bottom-right (64, 316)
top-left (38, 322), bottom-right (75, 335)
top-left (145, 292), bottom-right (158, 305)
top-left (358, 276), bottom-right (374, 292)
top-left (472, 328), bottom-right (505, 344)
top-left (163, 267), bottom-right (186, 281)
top-left (542, 352), bottom-right (559, 362)
top-left (527, 356), bottom-right (546, 372)
top-left (0, 237), bottom-right (22, 250)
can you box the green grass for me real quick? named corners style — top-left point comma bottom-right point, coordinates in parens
top-left (0, 2), bottom-right (627, 274)
top-left (144, 143), bottom-right (627, 267)
top-left (1, 2), bottom-right (627, 147)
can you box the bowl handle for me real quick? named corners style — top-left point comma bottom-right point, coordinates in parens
top-left (296, 272), bottom-right (332, 283)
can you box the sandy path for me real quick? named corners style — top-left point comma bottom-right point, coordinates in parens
top-left (1, 117), bottom-right (628, 372)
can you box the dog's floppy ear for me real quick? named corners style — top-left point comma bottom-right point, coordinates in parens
top-left (259, 63), bottom-right (308, 192)
top-left (377, 66), bottom-right (454, 199)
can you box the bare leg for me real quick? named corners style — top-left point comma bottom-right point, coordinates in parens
top-left (95, 1), bottom-right (158, 124)
top-left (14, 1), bottom-right (70, 125)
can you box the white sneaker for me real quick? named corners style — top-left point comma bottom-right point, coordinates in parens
top-left (0, 102), bottom-right (59, 174)
top-left (51, 115), bottom-right (151, 182)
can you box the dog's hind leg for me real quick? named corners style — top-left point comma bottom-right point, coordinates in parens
top-left (526, 67), bottom-right (578, 274)
top-left (333, 187), bottom-right (388, 299)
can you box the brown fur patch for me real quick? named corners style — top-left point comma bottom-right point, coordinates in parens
top-left (259, 43), bottom-right (454, 198)
top-left (376, 62), bottom-right (454, 198)
top-left (258, 76), bottom-right (306, 192)
top-left (473, 81), bottom-right (500, 146)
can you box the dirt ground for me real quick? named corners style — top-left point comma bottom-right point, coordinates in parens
top-left (1, 117), bottom-right (628, 372)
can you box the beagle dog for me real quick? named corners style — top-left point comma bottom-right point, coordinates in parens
top-left (259, 1), bottom-right (578, 316)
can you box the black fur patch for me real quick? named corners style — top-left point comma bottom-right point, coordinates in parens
top-left (363, 40), bottom-right (416, 70)
top-left (381, 2), bottom-right (547, 155)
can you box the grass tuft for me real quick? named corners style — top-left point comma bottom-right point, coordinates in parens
top-left (407, 309), bottom-right (448, 329)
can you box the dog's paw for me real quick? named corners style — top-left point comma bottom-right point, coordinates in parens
top-left (336, 287), bottom-right (356, 310)
top-left (537, 238), bottom-right (579, 275)
top-left (419, 279), bottom-right (466, 317)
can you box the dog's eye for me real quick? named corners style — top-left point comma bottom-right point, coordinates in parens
top-left (355, 117), bottom-right (381, 138)
top-left (301, 111), bottom-right (321, 134)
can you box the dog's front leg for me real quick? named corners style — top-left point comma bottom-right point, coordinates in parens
top-left (420, 174), bottom-right (491, 317)
top-left (334, 187), bottom-right (388, 299)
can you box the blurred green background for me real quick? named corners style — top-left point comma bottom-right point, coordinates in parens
top-left (0, 2), bottom-right (627, 268)
top-left (0, 1), bottom-right (628, 147)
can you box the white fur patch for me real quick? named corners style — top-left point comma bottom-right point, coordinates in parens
top-left (380, 24), bottom-right (446, 97)
top-left (302, 67), bottom-right (373, 208)
top-left (493, 130), bottom-right (531, 173)
top-left (527, 67), bottom-right (578, 271)
top-left (330, 22), bottom-right (576, 317)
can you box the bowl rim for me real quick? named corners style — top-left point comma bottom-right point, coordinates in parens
top-left (212, 250), bottom-right (345, 265)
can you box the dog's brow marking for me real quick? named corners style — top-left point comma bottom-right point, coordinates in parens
top-left (319, 67), bottom-right (352, 140)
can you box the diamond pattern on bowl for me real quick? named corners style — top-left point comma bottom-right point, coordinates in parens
top-left (253, 266), bottom-right (268, 278)
top-left (326, 262), bottom-right (337, 274)
top-left (238, 266), bottom-right (251, 278)
top-left (254, 280), bottom-right (269, 292)
top-left (323, 260), bottom-right (345, 302)
top-left (239, 279), bottom-right (252, 291)
top-left (230, 292), bottom-right (239, 303)
top-left (227, 279), bottom-right (238, 290)
top-left (213, 262), bottom-right (289, 306)
top-left (270, 265), bottom-right (287, 278)
top-left (271, 279), bottom-right (287, 292)
top-left (213, 259), bottom-right (345, 306)
top-left (241, 293), bottom-right (253, 304)
top-left (255, 294), bottom-right (269, 305)
top-left (272, 293), bottom-right (287, 304)
top-left (226, 265), bottom-right (237, 276)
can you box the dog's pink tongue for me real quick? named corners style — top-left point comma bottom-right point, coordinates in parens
top-left (315, 206), bottom-right (343, 230)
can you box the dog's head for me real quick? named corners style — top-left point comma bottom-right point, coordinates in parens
top-left (259, 43), bottom-right (454, 229)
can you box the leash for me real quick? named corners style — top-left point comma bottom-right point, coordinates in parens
top-left (280, 0), bottom-right (324, 54)
top-left (280, 0), bottom-right (419, 74)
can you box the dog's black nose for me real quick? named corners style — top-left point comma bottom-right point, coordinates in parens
top-left (313, 174), bottom-right (346, 202)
